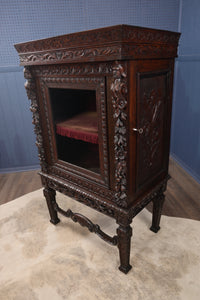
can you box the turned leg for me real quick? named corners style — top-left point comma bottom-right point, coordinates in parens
top-left (43, 187), bottom-right (60, 225)
top-left (150, 192), bottom-right (165, 233)
top-left (117, 224), bottom-right (132, 274)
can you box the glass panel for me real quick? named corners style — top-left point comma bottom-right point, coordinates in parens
top-left (49, 88), bottom-right (100, 174)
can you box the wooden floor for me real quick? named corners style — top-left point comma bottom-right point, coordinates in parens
top-left (0, 159), bottom-right (200, 221)
top-left (0, 169), bottom-right (42, 205)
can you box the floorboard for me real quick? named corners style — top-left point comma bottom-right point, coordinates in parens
top-left (0, 159), bottom-right (199, 221)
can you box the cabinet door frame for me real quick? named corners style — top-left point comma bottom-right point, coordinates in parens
top-left (36, 75), bottom-right (110, 187)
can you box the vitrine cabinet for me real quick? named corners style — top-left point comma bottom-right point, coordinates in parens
top-left (15, 25), bottom-right (180, 273)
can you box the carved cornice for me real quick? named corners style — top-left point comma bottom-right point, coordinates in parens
top-left (122, 43), bottom-right (178, 58)
top-left (15, 26), bottom-right (123, 53)
top-left (124, 27), bottom-right (180, 44)
top-left (19, 45), bottom-right (122, 65)
top-left (24, 67), bottom-right (47, 172)
top-left (15, 26), bottom-right (180, 65)
top-left (17, 44), bottom-right (178, 66)
top-left (111, 62), bottom-right (128, 208)
top-left (15, 25), bottom-right (180, 53)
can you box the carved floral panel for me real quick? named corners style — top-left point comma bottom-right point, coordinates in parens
top-left (136, 71), bottom-right (168, 189)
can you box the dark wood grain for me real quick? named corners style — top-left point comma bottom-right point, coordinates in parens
top-left (14, 25), bottom-right (181, 273)
top-left (14, 24), bottom-right (180, 66)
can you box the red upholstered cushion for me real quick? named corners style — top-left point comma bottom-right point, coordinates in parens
top-left (56, 111), bottom-right (98, 144)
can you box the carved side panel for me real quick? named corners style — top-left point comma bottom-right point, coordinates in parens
top-left (136, 71), bottom-right (169, 190)
top-left (111, 62), bottom-right (128, 208)
top-left (24, 67), bottom-right (47, 172)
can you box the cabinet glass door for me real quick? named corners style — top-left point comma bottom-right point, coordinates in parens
top-left (49, 88), bottom-right (100, 174)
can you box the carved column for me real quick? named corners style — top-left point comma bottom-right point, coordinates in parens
top-left (24, 67), bottom-right (48, 173)
top-left (150, 192), bottom-right (165, 233)
top-left (111, 61), bottom-right (128, 208)
top-left (43, 187), bottom-right (60, 225)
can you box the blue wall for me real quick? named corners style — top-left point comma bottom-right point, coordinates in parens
top-left (0, 0), bottom-right (180, 172)
top-left (170, 0), bottom-right (200, 183)
top-left (0, 67), bottom-right (38, 171)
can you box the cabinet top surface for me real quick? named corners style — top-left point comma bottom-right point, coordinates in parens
top-left (14, 24), bottom-right (180, 66)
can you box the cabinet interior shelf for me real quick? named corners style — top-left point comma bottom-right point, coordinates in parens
top-left (56, 111), bottom-right (98, 144)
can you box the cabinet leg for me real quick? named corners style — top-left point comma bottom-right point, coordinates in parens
top-left (43, 187), bottom-right (60, 225)
top-left (150, 193), bottom-right (165, 233)
top-left (117, 224), bottom-right (132, 274)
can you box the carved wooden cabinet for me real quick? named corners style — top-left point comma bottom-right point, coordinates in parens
top-left (15, 25), bottom-right (180, 273)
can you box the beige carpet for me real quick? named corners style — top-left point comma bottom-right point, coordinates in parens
top-left (0, 189), bottom-right (199, 300)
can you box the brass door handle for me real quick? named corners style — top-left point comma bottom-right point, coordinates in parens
top-left (132, 128), bottom-right (143, 134)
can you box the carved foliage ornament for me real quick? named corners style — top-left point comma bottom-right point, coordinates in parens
top-left (16, 26), bottom-right (179, 67)
top-left (24, 67), bottom-right (47, 172)
top-left (32, 62), bottom-right (113, 77)
top-left (123, 44), bottom-right (177, 58)
top-left (16, 25), bottom-right (179, 54)
top-left (111, 62), bottom-right (128, 208)
top-left (19, 46), bottom-right (121, 65)
top-left (43, 173), bottom-right (118, 219)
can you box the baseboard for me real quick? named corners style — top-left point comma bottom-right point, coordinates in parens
top-left (0, 165), bottom-right (40, 174)
top-left (170, 154), bottom-right (200, 184)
